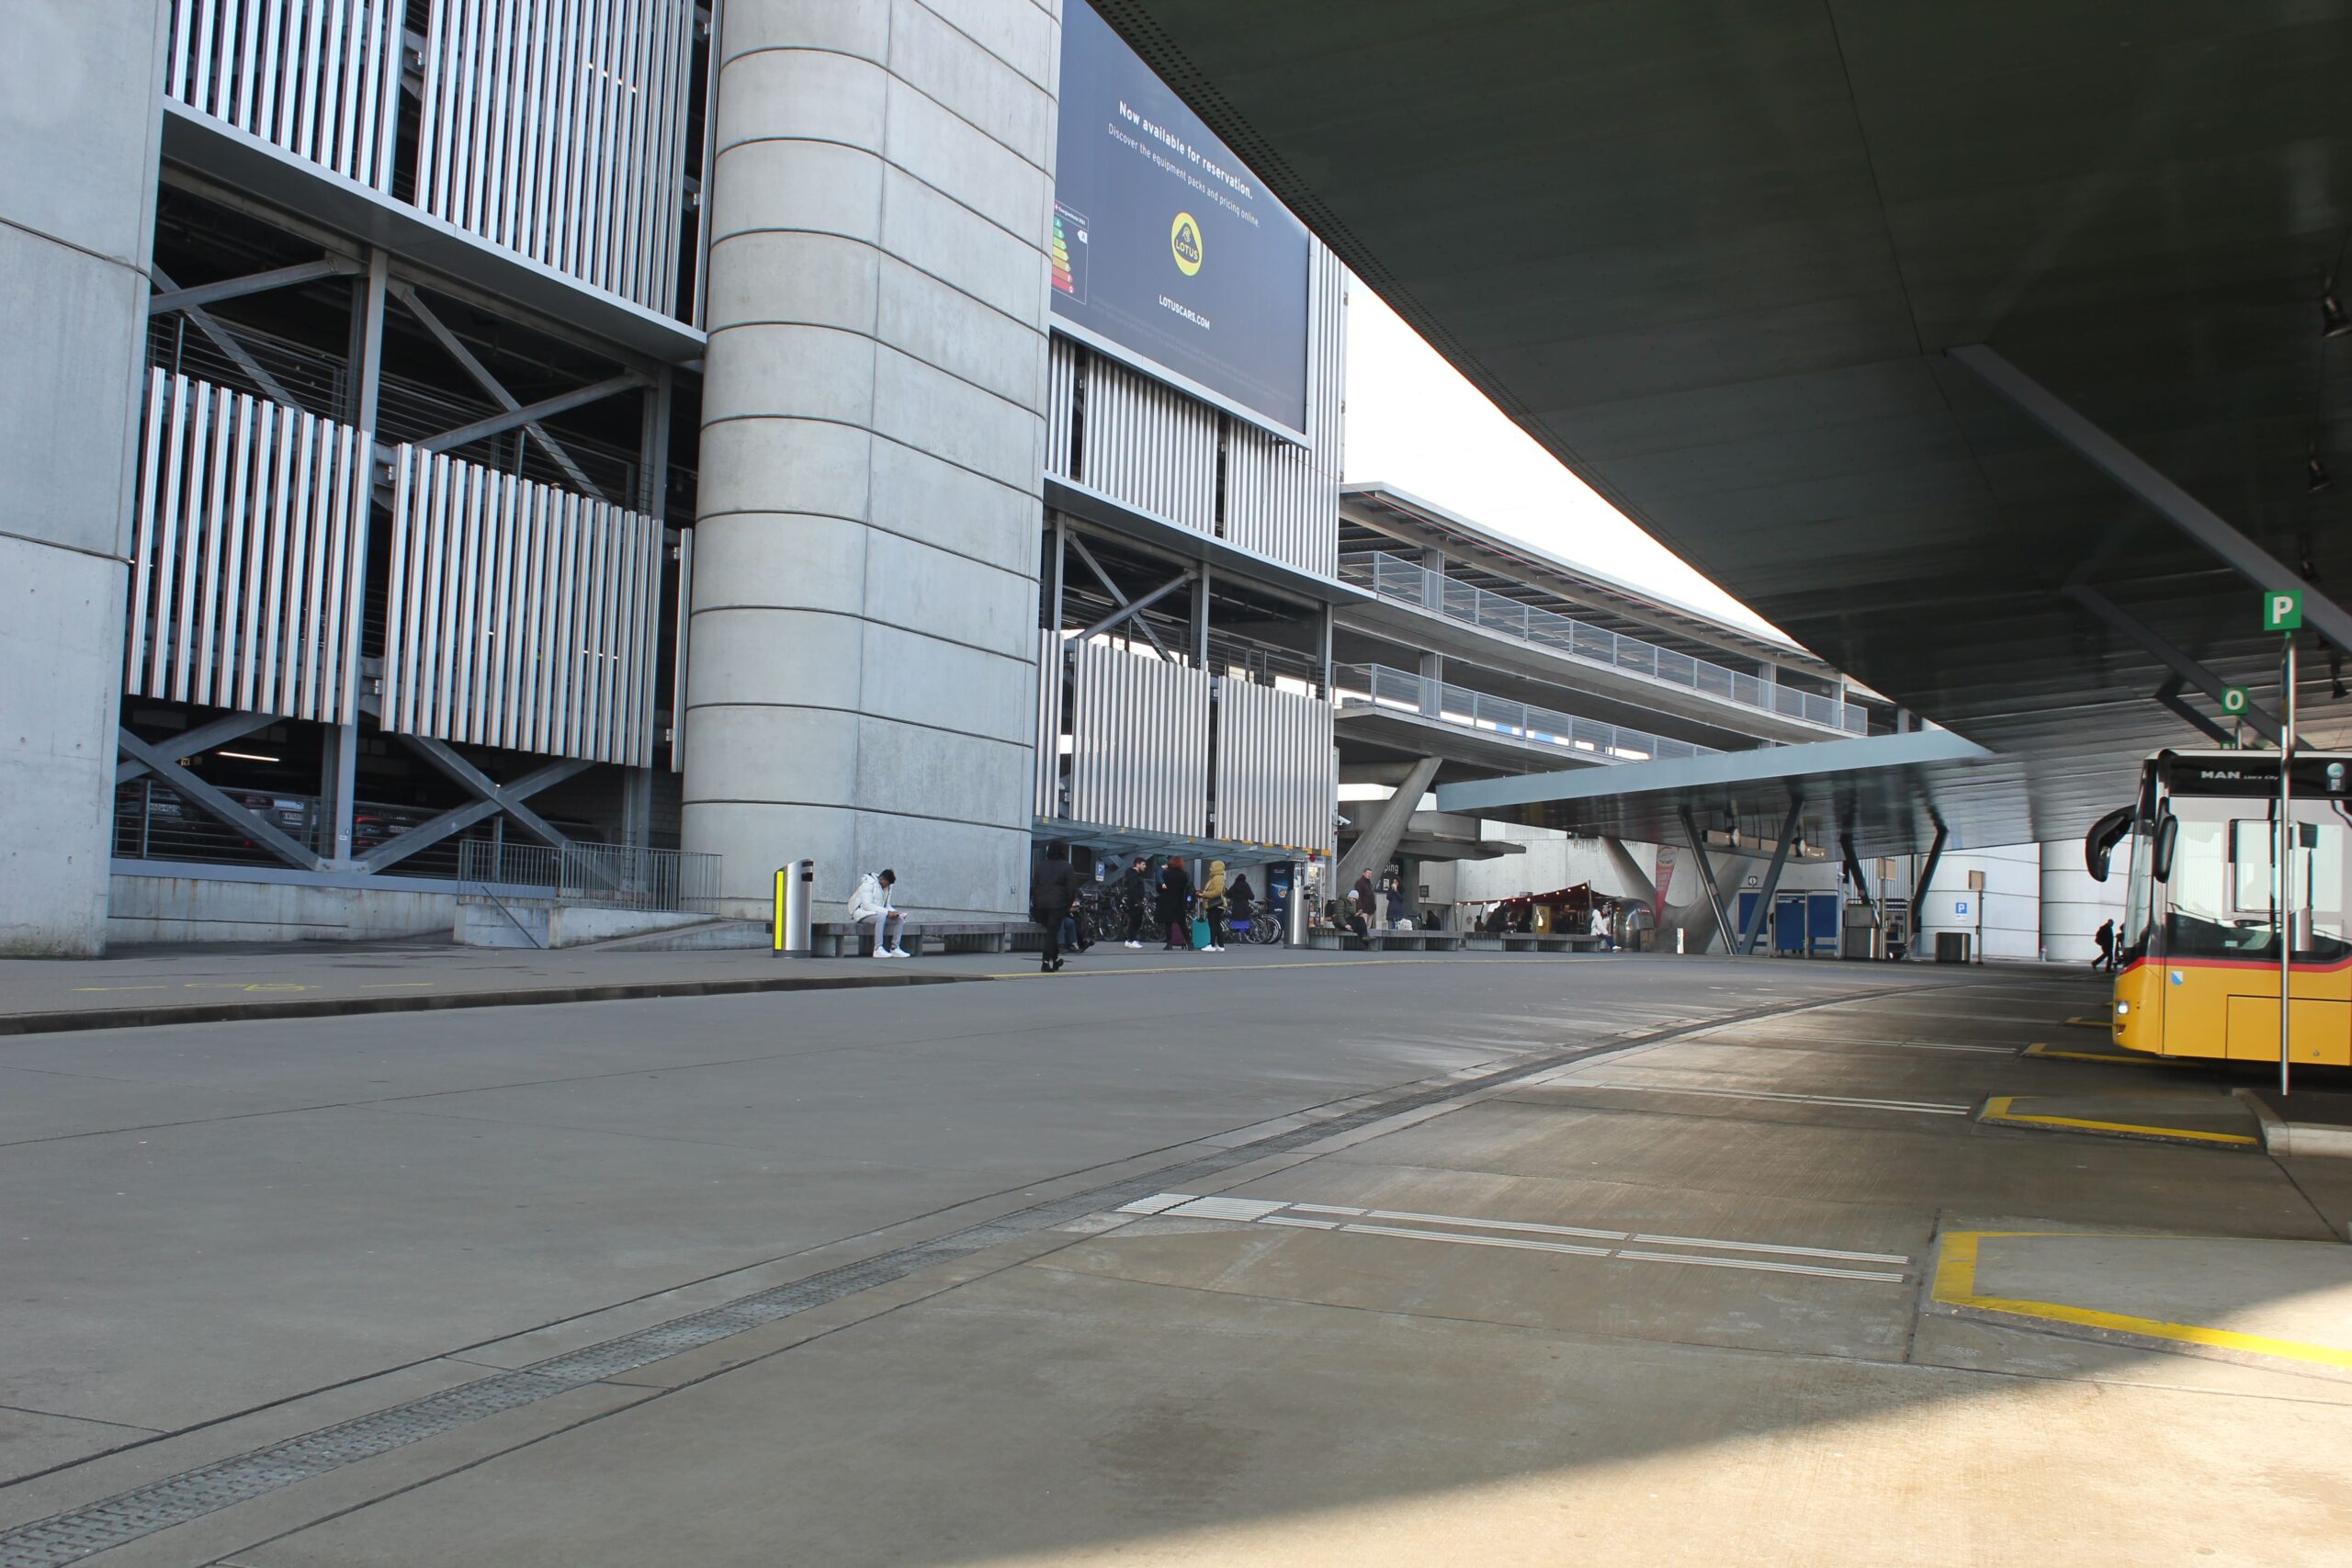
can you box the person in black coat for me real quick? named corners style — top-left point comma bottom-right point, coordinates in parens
top-left (1116, 855), bottom-right (1151, 947)
top-left (1156, 856), bottom-right (1195, 950)
top-left (1227, 873), bottom-right (1257, 932)
top-left (1032, 846), bottom-right (1080, 973)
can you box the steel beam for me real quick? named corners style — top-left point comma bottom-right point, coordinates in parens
top-left (394, 736), bottom-right (577, 851)
top-left (1951, 344), bottom-right (2352, 652)
top-left (1066, 533), bottom-right (1179, 662)
top-left (1677, 807), bottom-right (1739, 954)
top-left (116, 729), bottom-right (324, 872)
top-left (114, 711), bottom-right (277, 784)
top-left (390, 281), bottom-right (612, 497)
top-left (356, 758), bottom-right (592, 872)
top-left (2065, 583), bottom-right (2284, 742)
top-left (151, 255), bottom-right (361, 315)
top-left (1071, 570), bottom-right (1192, 647)
top-left (417, 373), bottom-right (650, 459)
top-left (149, 265), bottom-right (299, 409)
top-left (1736, 796), bottom-right (1806, 954)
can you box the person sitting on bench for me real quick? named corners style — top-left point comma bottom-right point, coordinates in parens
top-left (847, 868), bottom-right (909, 958)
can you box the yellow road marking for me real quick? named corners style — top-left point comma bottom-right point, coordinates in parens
top-left (2061, 1015), bottom-right (2110, 1029)
top-left (1934, 1231), bottom-right (2352, 1371)
top-left (2021, 1042), bottom-right (2173, 1067)
top-left (182, 982), bottom-right (311, 993)
top-left (71, 985), bottom-right (170, 993)
top-left (357, 982), bottom-right (436, 989)
top-left (1980, 1094), bottom-right (2258, 1145)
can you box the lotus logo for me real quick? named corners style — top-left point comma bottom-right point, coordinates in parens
top-left (1170, 212), bottom-right (1203, 276)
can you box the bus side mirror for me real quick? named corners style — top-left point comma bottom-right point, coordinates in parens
top-left (2084, 806), bottom-right (2133, 883)
top-left (2152, 810), bottom-right (2178, 883)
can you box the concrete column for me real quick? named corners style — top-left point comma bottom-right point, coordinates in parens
top-left (1417, 649), bottom-right (1442, 716)
top-left (687, 0), bottom-right (1060, 919)
top-left (0, 2), bottom-right (168, 954)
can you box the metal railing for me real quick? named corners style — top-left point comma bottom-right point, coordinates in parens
top-left (1332, 664), bottom-right (1720, 764)
top-left (458, 840), bottom-right (719, 913)
top-left (1338, 552), bottom-right (1866, 734)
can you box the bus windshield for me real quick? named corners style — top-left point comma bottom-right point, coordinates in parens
top-left (2161, 795), bottom-right (2352, 963)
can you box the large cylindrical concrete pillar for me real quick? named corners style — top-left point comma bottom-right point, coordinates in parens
top-left (2041, 839), bottom-right (2128, 964)
top-left (685, 1), bottom-right (1060, 920)
top-left (0, 2), bottom-right (169, 953)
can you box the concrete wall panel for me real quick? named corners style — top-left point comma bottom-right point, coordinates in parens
top-left (849, 810), bottom-right (1031, 919)
top-left (714, 48), bottom-right (890, 153)
top-left (705, 231), bottom-right (884, 333)
top-left (707, 139), bottom-right (887, 245)
top-left (882, 77), bottom-right (1049, 239)
top-left (887, 0), bottom-right (1055, 164)
top-left (691, 513), bottom-right (872, 615)
top-left (877, 256), bottom-right (1049, 410)
top-left (860, 527), bottom-right (1037, 657)
top-left (906, 0), bottom-right (1058, 91)
top-left (0, 537), bottom-right (125, 955)
top-left (857, 624), bottom-right (1036, 743)
top-left (0, 0), bottom-right (164, 954)
top-left (865, 437), bottom-right (1043, 565)
top-left (107, 874), bottom-right (458, 946)
top-left (699, 421), bottom-right (876, 525)
top-left (702, 322), bottom-right (879, 430)
top-left (879, 165), bottom-right (1053, 323)
top-left (870, 345), bottom-right (1042, 492)
top-left (721, 0), bottom-right (892, 62)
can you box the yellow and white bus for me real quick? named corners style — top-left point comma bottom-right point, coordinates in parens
top-left (2091, 749), bottom-right (2352, 1065)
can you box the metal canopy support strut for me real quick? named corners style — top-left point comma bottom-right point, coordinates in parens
top-left (1677, 807), bottom-right (1738, 955)
top-left (1737, 796), bottom-right (1806, 955)
top-left (1334, 755), bottom-right (1442, 893)
top-left (2153, 676), bottom-right (2234, 746)
top-left (2064, 584), bottom-right (2285, 744)
top-left (1951, 344), bottom-right (2352, 650)
top-left (1910, 821), bottom-right (1949, 956)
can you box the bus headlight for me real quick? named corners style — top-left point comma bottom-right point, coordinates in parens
top-left (2115, 1001), bottom-right (2130, 1017)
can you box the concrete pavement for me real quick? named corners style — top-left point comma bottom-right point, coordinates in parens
top-left (3, 959), bottom-right (2349, 1564)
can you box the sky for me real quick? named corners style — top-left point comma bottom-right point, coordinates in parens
top-left (1340, 278), bottom-right (1785, 640)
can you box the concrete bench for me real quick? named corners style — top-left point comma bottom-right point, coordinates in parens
top-left (808, 920), bottom-right (1016, 957)
top-left (1464, 933), bottom-right (1607, 953)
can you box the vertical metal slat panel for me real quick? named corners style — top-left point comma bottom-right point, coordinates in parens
top-left (670, 525), bottom-right (692, 773)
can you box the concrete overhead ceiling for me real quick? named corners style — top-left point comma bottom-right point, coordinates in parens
top-left (1097, 0), bottom-right (2352, 846)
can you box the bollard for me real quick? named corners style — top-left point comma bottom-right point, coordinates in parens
top-left (773, 859), bottom-right (815, 955)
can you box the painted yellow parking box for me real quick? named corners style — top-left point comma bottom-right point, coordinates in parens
top-left (1979, 1094), bottom-right (2258, 1146)
top-left (1933, 1231), bottom-right (2352, 1372)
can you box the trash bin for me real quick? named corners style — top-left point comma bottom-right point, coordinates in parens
top-left (773, 859), bottom-right (814, 955)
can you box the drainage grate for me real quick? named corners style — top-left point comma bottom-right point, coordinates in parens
top-left (0, 987), bottom-right (1891, 1568)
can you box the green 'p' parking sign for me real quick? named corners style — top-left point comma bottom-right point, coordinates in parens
top-left (2264, 590), bottom-right (2302, 631)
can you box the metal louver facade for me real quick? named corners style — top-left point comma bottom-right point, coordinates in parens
top-left (165, 0), bottom-right (404, 192)
top-left (414, 0), bottom-right (698, 313)
top-left (1066, 640), bottom-right (1210, 839)
top-left (382, 446), bottom-right (666, 766)
top-left (1035, 628), bottom-right (1067, 818)
top-left (1213, 679), bottom-right (1336, 856)
top-left (126, 371), bottom-right (370, 724)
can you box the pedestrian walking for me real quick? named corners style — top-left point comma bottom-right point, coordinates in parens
top-left (1156, 856), bottom-right (1195, 950)
top-left (846, 868), bottom-right (909, 958)
top-left (2092, 918), bottom-right (2116, 973)
top-left (1031, 845), bottom-right (1080, 973)
top-left (1199, 859), bottom-right (1229, 951)
top-left (1118, 855), bottom-right (1151, 949)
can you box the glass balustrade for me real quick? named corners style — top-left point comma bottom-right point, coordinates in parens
top-left (1339, 551), bottom-right (1868, 734)
top-left (1331, 664), bottom-right (1722, 764)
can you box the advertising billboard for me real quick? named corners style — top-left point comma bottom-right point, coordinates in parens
top-left (1050, 0), bottom-right (1313, 438)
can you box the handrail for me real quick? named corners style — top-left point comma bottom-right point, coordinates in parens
top-left (1337, 551), bottom-right (1866, 734)
top-left (1331, 663), bottom-right (1721, 764)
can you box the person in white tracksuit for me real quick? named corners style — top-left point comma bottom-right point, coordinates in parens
top-left (846, 869), bottom-right (909, 957)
